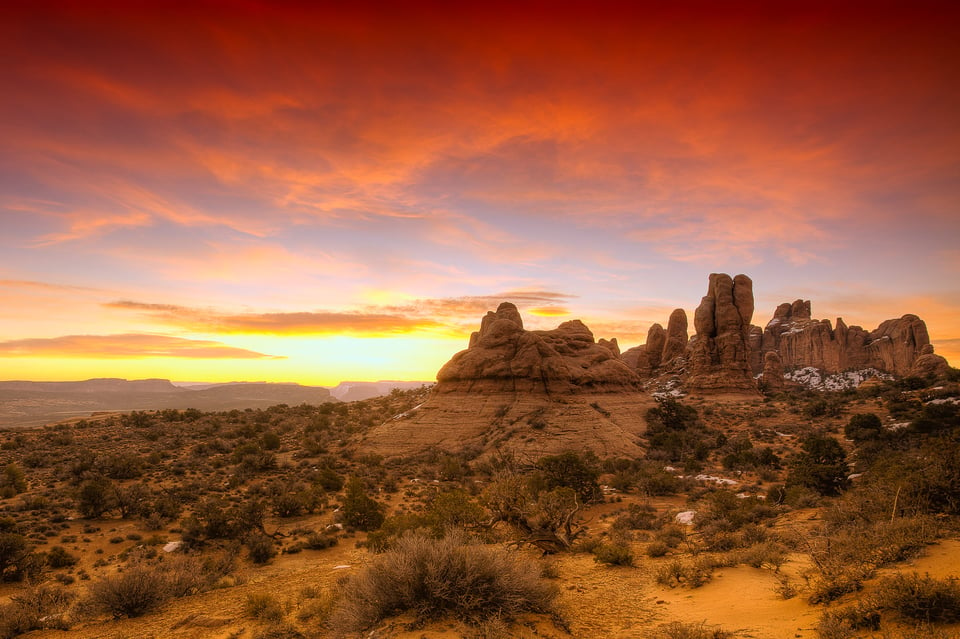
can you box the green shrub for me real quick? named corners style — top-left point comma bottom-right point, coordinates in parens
top-left (339, 477), bottom-right (385, 532)
top-left (786, 435), bottom-right (849, 497)
top-left (328, 531), bottom-right (557, 633)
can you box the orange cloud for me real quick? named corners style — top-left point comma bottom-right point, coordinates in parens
top-left (104, 290), bottom-right (577, 337)
top-left (104, 301), bottom-right (448, 336)
top-left (0, 334), bottom-right (280, 359)
top-left (528, 307), bottom-right (570, 317)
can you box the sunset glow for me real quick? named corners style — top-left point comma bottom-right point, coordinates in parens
top-left (2, 1), bottom-right (958, 385)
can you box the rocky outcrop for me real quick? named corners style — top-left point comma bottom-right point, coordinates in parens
top-left (436, 302), bottom-right (641, 395)
top-left (910, 344), bottom-right (951, 379)
top-left (662, 309), bottom-right (689, 364)
top-left (759, 351), bottom-right (786, 392)
top-left (687, 273), bottom-right (757, 392)
top-left (634, 324), bottom-right (666, 375)
top-left (761, 300), bottom-right (934, 377)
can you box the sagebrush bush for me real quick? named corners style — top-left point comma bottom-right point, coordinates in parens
top-left (876, 572), bottom-right (960, 624)
top-left (87, 566), bottom-right (170, 618)
top-left (327, 531), bottom-right (557, 634)
top-left (592, 542), bottom-right (634, 566)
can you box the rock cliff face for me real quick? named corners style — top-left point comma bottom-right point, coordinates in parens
top-left (687, 273), bottom-right (757, 391)
top-left (436, 302), bottom-right (641, 395)
top-left (622, 308), bottom-right (689, 377)
top-left (662, 309), bottom-right (689, 365)
top-left (760, 300), bottom-right (936, 376)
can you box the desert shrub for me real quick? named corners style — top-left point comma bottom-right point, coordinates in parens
top-left (269, 482), bottom-right (323, 518)
top-left (245, 592), bottom-right (285, 622)
top-left (0, 464), bottom-right (27, 496)
top-left (646, 541), bottom-right (670, 558)
top-left (0, 532), bottom-right (29, 580)
top-left (611, 503), bottom-right (657, 531)
top-left (182, 497), bottom-right (266, 545)
top-left (733, 540), bottom-right (785, 570)
top-left (654, 523), bottom-right (686, 549)
top-left (46, 545), bottom-right (78, 568)
top-left (645, 399), bottom-right (721, 464)
top-left (592, 542), bottom-right (634, 566)
top-left (328, 531), bottom-right (557, 633)
top-left (655, 558), bottom-right (714, 589)
top-left (98, 453), bottom-right (143, 480)
top-left (0, 585), bottom-right (74, 637)
top-left (876, 572), bottom-right (960, 624)
top-left (816, 605), bottom-right (880, 639)
top-left (304, 531), bottom-right (338, 550)
top-left (787, 435), bottom-right (849, 496)
top-left (537, 451), bottom-right (601, 503)
top-left (644, 621), bottom-right (734, 639)
top-left (339, 476), bottom-right (385, 531)
top-left (246, 532), bottom-right (276, 564)
top-left (845, 413), bottom-right (883, 441)
top-left (76, 476), bottom-right (117, 518)
top-left (87, 566), bottom-right (171, 618)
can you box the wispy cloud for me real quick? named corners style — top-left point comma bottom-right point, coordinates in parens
top-left (104, 301), bottom-right (448, 336)
top-left (104, 290), bottom-right (578, 337)
top-left (0, 334), bottom-right (280, 359)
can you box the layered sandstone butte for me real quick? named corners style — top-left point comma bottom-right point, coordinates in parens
top-left (437, 302), bottom-right (641, 394)
top-left (687, 273), bottom-right (757, 391)
top-left (760, 299), bottom-right (939, 376)
top-left (361, 302), bottom-right (652, 457)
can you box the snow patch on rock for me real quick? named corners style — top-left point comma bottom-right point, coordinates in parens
top-left (785, 367), bottom-right (893, 391)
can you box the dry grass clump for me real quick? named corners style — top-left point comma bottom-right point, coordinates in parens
top-left (327, 530), bottom-right (557, 634)
top-left (644, 621), bottom-right (735, 638)
top-left (245, 592), bottom-right (285, 623)
top-left (655, 557), bottom-right (716, 589)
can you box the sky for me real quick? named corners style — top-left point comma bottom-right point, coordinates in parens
top-left (1, 1), bottom-right (959, 386)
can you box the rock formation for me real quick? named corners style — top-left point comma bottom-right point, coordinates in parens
top-left (910, 344), bottom-right (951, 379)
top-left (759, 351), bottom-right (786, 392)
top-left (363, 302), bottom-right (652, 457)
top-left (661, 309), bottom-right (689, 364)
top-left (436, 302), bottom-right (641, 395)
top-left (760, 300), bottom-right (936, 377)
top-left (687, 273), bottom-right (757, 392)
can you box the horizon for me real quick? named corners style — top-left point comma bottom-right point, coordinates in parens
top-left (3, 2), bottom-right (959, 385)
